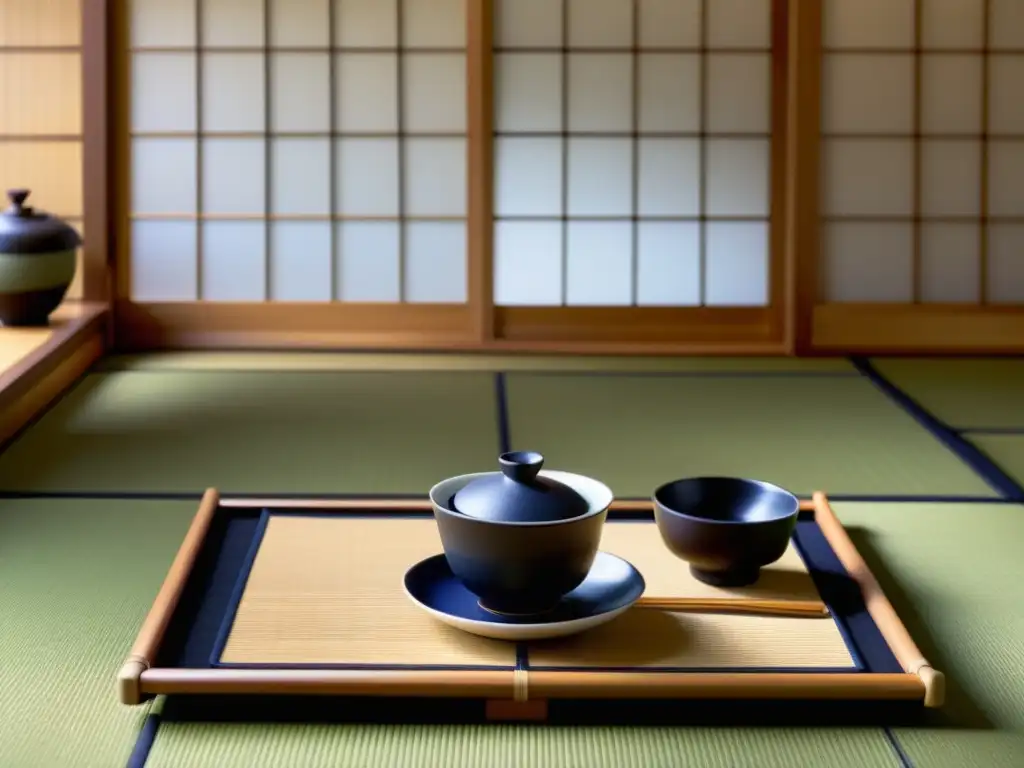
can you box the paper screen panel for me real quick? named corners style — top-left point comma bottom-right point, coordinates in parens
top-left (493, 0), bottom-right (773, 308)
top-left (820, 0), bottom-right (1024, 307)
top-left (128, 0), bottom-right (468, 304)
top-left (0, 1), bottom-right (83, 299)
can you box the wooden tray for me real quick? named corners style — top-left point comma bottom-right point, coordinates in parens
top-left (119, 491), bottom-right (945, 723)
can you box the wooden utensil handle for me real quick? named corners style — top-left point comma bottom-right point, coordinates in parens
top-left (636, 597), bottom-right (830, 618)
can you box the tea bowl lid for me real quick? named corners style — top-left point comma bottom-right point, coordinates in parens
top-left (451, 451), bottom-right (590, 523)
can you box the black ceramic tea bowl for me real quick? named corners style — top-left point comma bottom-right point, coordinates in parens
top-left (429, 452), bottom-right (613, 616)
top-left (652, 477), bottom-right (800, 588)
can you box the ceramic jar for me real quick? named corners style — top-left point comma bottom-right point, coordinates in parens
top-left (0, 189), bottom-right (81, 326)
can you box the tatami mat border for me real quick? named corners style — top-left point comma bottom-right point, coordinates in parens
top-left (852, 359), bottom-right (1024, 501)
top-left (958, 427), bottom-right (1024, 436)
top-left (126, 712), bottom-right (161, 768)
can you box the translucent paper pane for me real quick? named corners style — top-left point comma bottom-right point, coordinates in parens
top-left (495, 0), bottom-right (561, 48)
top-left (270, 223), bottom-right (333, 301)
top-left (402, 0), bottom-right (465, 48)
top-left (565, 222), bottom-right (633, 306)
top-left (987, 225), bottom-right (1024, 304)
top-left (201, 139), bottom-right (266, 215)
top-left (131, 221), bottom-right (198, 301)
top-left (201, 221), bottom-right (267, 301)
top-left (404, 222), bottom-right (467, 303)
top-left (337, 221), bottom-right (401, 302)
top-left (822, 140), bottom-right (914, 217)
top-left (822, 223), bottom-right (914, 303)
top-left (824, 0), bottom-right (915, 49)
top-left (269, 0), bottom-right (330, 48)
top-left (131, 53), bottom-right (196, 132)
top-left (920, 223), bottom-right (981, 304)
top-left (201, 53), bottom-right (265, 132)
top-left (494, 137), bottom-right (563, 217)
top-left (705, 222), bottom-right (769, 307)
top-left (132, 138), bottom-right (198, 214)
top-left (494, 53), bottom-right (562, 132)
top-left (494, 221), bottom-right (563, 306)
top-left (636, 222), bottom-right (701, 307)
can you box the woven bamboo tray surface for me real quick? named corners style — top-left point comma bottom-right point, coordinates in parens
top-left (221, 517), bottom-right (515, 667)
top-left (530, 522), bottom-right (854, 670)
top-left (219, 516), bottom-right (854, 671)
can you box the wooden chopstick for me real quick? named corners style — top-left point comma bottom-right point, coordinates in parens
top-left (635, 597), bottom-right (830, 618)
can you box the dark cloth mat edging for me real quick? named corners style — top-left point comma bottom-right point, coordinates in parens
top-left (957, 427), bottom-right (1024, 436)
top-left (884, 728), bottom-right (915, 768)
top-left (852, 358), bottom-right (1024, 502)
top-left (125, 714), bottom-right (160, 768)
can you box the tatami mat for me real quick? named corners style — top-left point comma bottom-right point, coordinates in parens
top-left (968, 435), bottom-right (1024, 487)
top-left (0, 371), bottom-right (499, 494)
top-left (144, 723), bottom-right (900, 768)
top-left (871, 359), bottom-right (1024, 430)
top-left (0, 498), bottom-right (198, 768)
top-left (96, 352), bottom-right (856, 374)
top-left (831, 501), bottom-right (1024, 767)
top-left (505, 373), bottom-right (996, 497)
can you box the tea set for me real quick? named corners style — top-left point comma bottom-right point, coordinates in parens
top-left (403, 451), bottom-right (801, 641)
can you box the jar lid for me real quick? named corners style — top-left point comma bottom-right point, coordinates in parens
top-left (451, 452), bottom-right (590, 523)
top-left (0, 189), bottom-right (82, 255)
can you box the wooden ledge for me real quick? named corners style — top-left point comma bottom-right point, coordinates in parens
top-left (0, 301), bottom-right (109, 447)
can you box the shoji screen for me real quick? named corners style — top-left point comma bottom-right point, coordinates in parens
top-left (128, 0), bottom-right (468, 305)
top-left (0, 0), bottom-right (84, 299)
top-left (492, 0), bottom-right (777, 337)
top-left (820, 0), bottom-right (1024, 306)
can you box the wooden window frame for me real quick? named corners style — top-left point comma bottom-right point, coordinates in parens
top-left (77, 0), bottom-right (1024, 356)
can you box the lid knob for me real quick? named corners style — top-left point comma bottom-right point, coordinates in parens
top-left (6, 189), bottom-right (31, 215)
top-left (7, 189), bottom-right (30, 207)
top-left (498, 451), bottom-right (544, 484)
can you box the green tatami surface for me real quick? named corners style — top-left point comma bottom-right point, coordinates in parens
top-left (0, 371), bottom-right (499, 494)
top-left (145, 723), bottom-right (899, 768)
top-left (832, 502), bottom-right (1024, 767)
top-left (871, 359), bottom-right (1024, 430)
top-left (5, 354), bottom-right (1024, 768)
top-left (505, 373), bottom-right (996, 497)
top-left (0, 498), bottom-right (199, 768)
top-left (968, 435), bottom-right (1024, 488)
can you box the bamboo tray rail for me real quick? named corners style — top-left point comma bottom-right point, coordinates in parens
top-left (119, 491), bottom-right (945, 723)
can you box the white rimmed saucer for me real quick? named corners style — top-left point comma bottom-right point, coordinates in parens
top-left (403, 551), bottom-right (645, 641)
